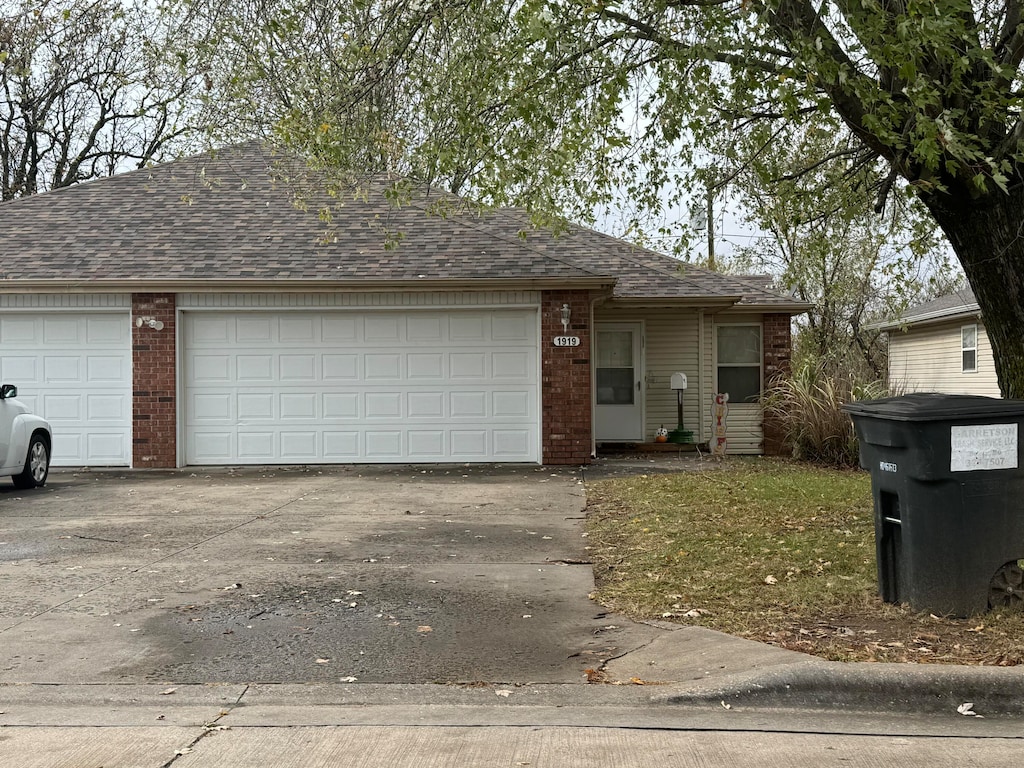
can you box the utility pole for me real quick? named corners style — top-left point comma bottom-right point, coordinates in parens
top-left (706, 179), bottom-right (716, 271)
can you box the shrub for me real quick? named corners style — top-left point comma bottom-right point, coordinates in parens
top-left (763, 361), bottom-right (888, 468)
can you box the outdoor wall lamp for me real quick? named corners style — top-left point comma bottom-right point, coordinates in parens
top-left (136, 316), bottom-right (165, 331)
top-left (560, 303), bottom-right (571, 333)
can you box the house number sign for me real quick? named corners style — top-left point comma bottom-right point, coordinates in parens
top-left (552, 336), bottom-right (581, 347)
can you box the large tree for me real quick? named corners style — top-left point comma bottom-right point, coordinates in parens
top-left (725, 120), bottom-right (956, 380)
top-left (0, 0), bottom-right (204, 199)
top-left (186, 0), bottom-right (1024, 395)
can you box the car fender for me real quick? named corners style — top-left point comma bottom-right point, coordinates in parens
top-left (8, 414), bottom-right (52, 468)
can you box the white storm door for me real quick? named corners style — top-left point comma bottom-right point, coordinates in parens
top-left (594, 322), bottom-right (644, 441)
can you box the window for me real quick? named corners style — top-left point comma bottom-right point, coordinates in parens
top-left (717, 325), bottom-right (762, 402)
top-left (962, 324), bottom-right (978, 373)
top-left (596, 329), bottom-right (635, 405)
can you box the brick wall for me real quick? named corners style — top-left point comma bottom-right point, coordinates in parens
top-left (762, 312), bottom-right (793, 456)
top-left (541, 290), bottom-right (594, 465)
top-left (132, 294), bottom-right (177, 468)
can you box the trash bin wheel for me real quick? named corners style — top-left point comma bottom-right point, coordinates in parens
top-left (988, 561), bottom-right (1024, 611)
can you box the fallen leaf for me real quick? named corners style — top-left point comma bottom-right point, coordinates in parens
top-left (721, 701), bottom-right (732, 710)
top-left (629, 677), bottom-right (646, 685)
top-left (159, 688), bottom-right (177, 696)
top-left (339, 676), bottom-right (358, 683)
top-left (495, 689), bottom-right (512, 698)
top-left (957, 703), bottom-right (978, 716)
top-left (417, 625), bottom-right (433, 633)
top-left (315, 658), bottom-right (330, 664)
top-left (222, 583), bottom-right (241, 590)
top-left (764, 575), bottom-right (778, 585)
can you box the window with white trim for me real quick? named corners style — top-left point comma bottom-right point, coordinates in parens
top-left (716, 324), bottom-right (762, 402)
top-left (962, 324), bottom-right (978, 373)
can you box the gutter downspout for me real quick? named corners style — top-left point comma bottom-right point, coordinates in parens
top-left (590, 293), bottom-right (601, 458)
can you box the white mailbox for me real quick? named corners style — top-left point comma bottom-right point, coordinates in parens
top-left (670, 372), bottom-right (688, 390)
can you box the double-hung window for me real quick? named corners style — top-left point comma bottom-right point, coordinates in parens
top-left (716, 325), bottom-right (762, 402)
top-left (962, 324), bottom-right (978, 373)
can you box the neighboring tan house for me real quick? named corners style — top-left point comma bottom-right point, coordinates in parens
top-left (876, 287), bottom-right (1000, 397)
top-left (0, 143), bottom-right (807, 468)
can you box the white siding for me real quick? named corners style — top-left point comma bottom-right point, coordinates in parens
top-left (888, 320), bottom-right (1000, 397)
top-left (0, 294), bottom-right (130, 309)
top-left (704, 312), bottom-right (765, 455)
top-left (595, 307), bottom-right (701, 441)
top-left (594, 307), bottom-right (768, 453)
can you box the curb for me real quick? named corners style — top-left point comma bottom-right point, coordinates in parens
top-left (654, 659), bottom-right (1024, 717)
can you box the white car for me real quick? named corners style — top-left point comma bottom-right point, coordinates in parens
top-left (0, 384), bottom-right (52, 489)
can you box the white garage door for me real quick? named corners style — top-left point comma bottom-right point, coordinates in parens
top-left (183, 309), bottom-right (539, 464)
top-left (0, 312), bottom-right (132, 466)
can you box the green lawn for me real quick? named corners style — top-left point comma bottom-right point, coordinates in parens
top-left (585, 458), bottom-right (1024, 664)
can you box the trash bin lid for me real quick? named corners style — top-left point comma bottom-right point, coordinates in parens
top-left (842, 392), bottom-right (1024, 422)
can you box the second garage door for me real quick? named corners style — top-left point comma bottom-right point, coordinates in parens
top-left (0, 311), bottom-right (132, 466)
top-left (183, 309), bottom-right (540, 464)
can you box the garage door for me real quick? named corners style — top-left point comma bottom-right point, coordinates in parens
top-left (183, 309), bottom-right (539, 464)
top-left (0, 312), bottom-right (132, 466)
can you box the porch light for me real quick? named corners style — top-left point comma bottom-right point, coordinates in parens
top-left (560, 303), bottom-right (571, 333)
top-left (135, 316), bottom-right (164, 331)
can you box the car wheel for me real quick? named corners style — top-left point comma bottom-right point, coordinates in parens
top-left (13, 435), bottom-right (49, 489)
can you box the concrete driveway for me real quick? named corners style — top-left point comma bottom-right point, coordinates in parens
top-left (0, 465), bottom-right (661, 685)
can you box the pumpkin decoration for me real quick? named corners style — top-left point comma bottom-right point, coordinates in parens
top-left (655, 425), bottom-right (669, 443)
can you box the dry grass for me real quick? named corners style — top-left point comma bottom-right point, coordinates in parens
top-left (585, 458), bottom-right (1024, 665)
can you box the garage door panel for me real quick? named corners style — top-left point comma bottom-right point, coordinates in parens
top-left (44, 357), bottom-right (81, 382)
top-left (280, 354), bottom-right (317, 381)
top-left (238, 432), bottom-right (274, 459)
top-left (365, 354), bottom-right (401, 380)
top-left (0, 311), bottom-right (131, 466)
top-left (42, 394), bottom-right (82, 419)
top-left (324, 393), bottom-right (359, 418)
top-left (365, 431), bottom-right (402, 457)
top-left (494, 430), bottom-right (531, 456)
top-left (87, 317), bottom-right (128, 343)
top-left (1, 356), bottom-right (37, 381)
top-left (324, 431), bottom-right (359, 457)
top-left (192, 393), bottom-right (233, 421)
top-left (408, 316), bottom-right (443, 341)
top-left (184, 309), bottom-right (539, 464)
top-left (43, 318), bottom-right (80, 343)
top-left (324, 355), bottom-right (358, 380)
top-left (87, 356), bottom-right (128, 382)
top-left (192, 355), bottom-right (231, 382)
top-left (365, 392), bottom-right (402, 418)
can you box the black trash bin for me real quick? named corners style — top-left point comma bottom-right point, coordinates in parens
top-left (844, 393), bottom-right (1024, 617)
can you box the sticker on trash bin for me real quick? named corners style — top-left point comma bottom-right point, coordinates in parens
top-left (950, 424), bottom-right (1018, 472)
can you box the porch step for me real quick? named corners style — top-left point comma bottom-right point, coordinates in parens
top-left (597, 441), bottom-right (705, 454)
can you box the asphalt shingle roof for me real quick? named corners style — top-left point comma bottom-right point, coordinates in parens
top-left (900, 287), bottom-right (978, 322)
top-left (0, 142), bottom-right (805, 309)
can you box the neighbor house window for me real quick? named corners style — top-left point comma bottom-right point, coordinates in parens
top-left (962, 324), bottom-right (978, 373)
top-left (717, 325), bottom-right (762, 402)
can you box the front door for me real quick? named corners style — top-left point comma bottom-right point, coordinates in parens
top-left (594, 322), bottom-right (643, 441)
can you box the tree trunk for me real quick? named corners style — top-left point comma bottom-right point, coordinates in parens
top-left (924, 185), bottom-right (1024, 398)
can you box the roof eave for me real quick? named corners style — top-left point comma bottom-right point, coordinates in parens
top-left (870, 304), bottom-right (982, 332)
top-left (0, 276), bottom-right (617, 294)
top-left (603, 295), bottom-right (743, 309)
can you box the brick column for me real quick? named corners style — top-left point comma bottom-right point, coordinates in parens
top-left (132, 293), bottom-right (177, 468)
top-left (762, 313), bottom-right (793, 456)
top-left (541, 290), bottom-right (593, 465)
